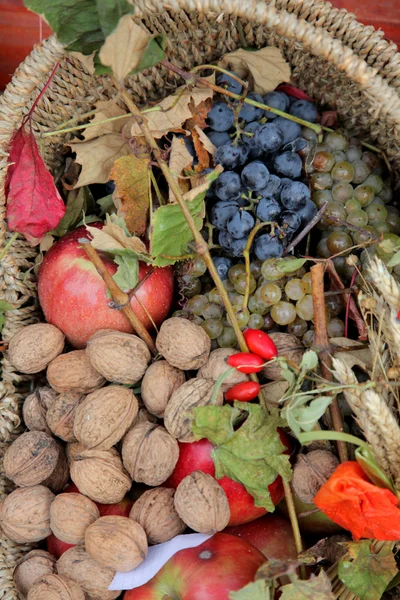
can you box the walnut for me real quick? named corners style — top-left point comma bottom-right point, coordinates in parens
top-left (47, 350), bottom-right (106, 394)
top-left (174, 471), bottom-right (230, 534)
top-left (86, 329), bottom-right (151, 385)
top-left (3, 431), bottom-right (59, 487)
top-left (197, 348), bottom-right (249, 392)
top-left (141, 360), bottom-right (185, 417)
top-left (13, 550), bottom-right (56, 598)
top-left (164, 378), bottom-right (223, 442)
top-left (57, 546), bottom-right (119, 600)
top-left (156, 318), bottom-right (211, 370)
top-left (130, 487), bottom-right (186, 544)
top-left (0, 485), bottom-right (54, 542)
top-left (262, 333), bottom-right (304, 381)
top-left (23, 386), bottom-right (57, 434)
top-left (46, 392), bottom-right (85, 442)
top-left (133, 407), bottom-right (158, 426)
top-left (291, 450), bottom-right (340, 504)
top-left (50, 492), bottom-right (100, 544)
top-left (8, 323), bottom-right (65, 374)
top-left (66, 441), bottom-right (87, 465)
top-left (85, 515), bottom-right (148, 572)
top-left (73, 385), bottom-right (138, 450)
top-left (70, 446), bottom-right (131, 504)
top-left (122, 422), bottom-right (178, 486)
top-left (42, 446), bottom-right (70, 493)
top-left (27, 574), bottom-right (85, 600)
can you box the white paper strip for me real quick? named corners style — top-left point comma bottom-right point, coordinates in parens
top-left (109, 533), bottom-right (213, 591)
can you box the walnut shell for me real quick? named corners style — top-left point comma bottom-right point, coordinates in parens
top-left (70, 447), bottom-right (131, 504)
top-left (164, 378), bottom-right (223, 442)
top-left (57, 546), bottom-right (119, 599)
top-left (4, 431), bottom-right (60, 487)
top-left (85, 515), bottom-right (148, 572)
top-left (13, 550), bottom-right (56, 597)
top-left (141, 360), bottom-right (186, 417)
top-left (42, 446), bottom-right (70, 493)
top-left (0, 485), bottom-right (54, 542)
top-left (156, 318), bottom-right (211, 370)
top-left (262, 333), bottom-right (304, 381)
top-left (28, 574), bottom-right (85, 600)
top-left (47, 350), bottom-right (106, 394)
top-left (197, 348), bottom-right (249, 392)
top-left (8, 323), bottom-right (65, 374)
top-left (86, 329), bottom-right (151, 385)
top-left (122, 422), bottom-right (178, 486)
top-left (23, 387), bottom-right (57, 434)
top-left (291, 450), bottom-right (340, 504)
top-left (73, 385), bottom-right (138, 450)
top-left (66, 441), bottom-right (87, 464)
top-left (174, 471), bottom-right (230, 534)
top-left (133, 406), bottom-right (158, 426)
top-left (50, 492), bottom-right (100, 544)
top-left (46, 392), bottom-right (86, 442)
top-left (129, 487), bottom-right (186, 544)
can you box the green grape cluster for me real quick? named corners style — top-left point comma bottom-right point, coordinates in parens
top-left (175, 257), bottom-right (346, 348)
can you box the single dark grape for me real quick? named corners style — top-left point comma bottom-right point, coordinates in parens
top-left (254, 122), bottom-right (284, 153)
top-left (289, 100), bottom-right (318, 123)
top-left (325, 294), bottom-right (343, 317)
top-left (362, 151), bottom-right (380, 171)
top-left (213, 256), bottom-right (233, 280)
top-left (214, 141), bottom-right (249, 169)
top-left (280, 211), bottom-right (301, 237)
top-left (250, 260), bottom-right (262, 280)
top-left (210, 200), bottom-right (239, 229)
top-left (262, 91), bottom-right (290, 118)
top-left (218, 229), bottom-right (233, 252)
top-left (206, 130), bottom-right (231, 147)
top-left (239, 93), bottom-right (264, 122)
top-left (231, 236), bottom-right (248, 257)
top-left (280, 181), bottom-right (310, 210)
top-left (254, 234), bottom-right (284, 260)
top-left (227, 211), bottom-right (255, 239)
top-left (179, 275), bottom-right (202, 298)
top-left (282, 138), bottom-right (307, 153)
top-left (287, 317), bottom-right (308, 337)
top-left (274, 117), bottom-right (302, 144)
top-left (297, 200), bottom-right (318, 225)
top-left (274, 151), bottom-right (302, 179)
top-left (258, 174), bottom-right (282, 200)
top-left (256, 197), bottom-right (282, 221)
top-left (216, 71), bottom-right (243, 94)
top-left (215, 171), bottom-right (242, 201)
top-left (241, 161), bottom-right (270, 191)
top-left (207, 102), bottom-right (235, 132)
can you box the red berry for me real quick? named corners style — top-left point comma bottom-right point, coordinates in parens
top-left (227, 352), bottom-right (264, 373)
top-left (225, 381), bottom-right (261, 402)
top-left (243, 329), bottom-right (278, 360)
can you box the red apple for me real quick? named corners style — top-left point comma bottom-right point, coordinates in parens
top-left (38, 224), bottom-right (174, 348)
top-left (97, 496), bottom-right (133, 518)
top-left (46, 533), bottom-right (75, 559)
top-left (224, 514), bottom-right (298, 561)
top-left (123, 533), bottom-right (265, 600)
top-left (165, 436), bottom-right (289, 526)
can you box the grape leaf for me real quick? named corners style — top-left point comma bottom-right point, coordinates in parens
top-left (5, 123), bottom-right (66, 246)
top-left (52, 186), bottom-right (95, 237)
top-left (191, 402), bottom-right (292, 511)
top-left (300, 350), bottom-right (319, 371)
top-left (131, 34), bottom-right (167, 75)
top-left (96, 0), bottom-right (133, 37)
top-left (338, 540), bottom-right (398, 600)
top-left (279, 571), bottom-right (335, 600)
top-left (229, 580), bottom-right (272, 600)
top-left (0, 300), bottom-right (14, 333)
top-left (112, 252), bottom-right (139, 292)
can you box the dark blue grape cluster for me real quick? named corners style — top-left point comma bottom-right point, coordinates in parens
top-left (205, 74), bottom-right (318, 260)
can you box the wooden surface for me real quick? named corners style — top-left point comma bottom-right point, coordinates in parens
top-left (0, 0), bottom-right (400, 90)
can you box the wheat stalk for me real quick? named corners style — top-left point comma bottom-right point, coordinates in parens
top-left (367, 256), bottom-right (400, 311)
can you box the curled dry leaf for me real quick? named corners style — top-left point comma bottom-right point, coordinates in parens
top-left (330, 337), bottom-right (372, 372)
top-left (69, 134), bottom-right (130, 188)
top-left (86, 215), bottom-right (147, 254)
top-left (168, 136), bottom-right (192, 203)
top-left (218, 47), bottom-right (291, 95)
top-left (81, 101), bottom-right (128, 142)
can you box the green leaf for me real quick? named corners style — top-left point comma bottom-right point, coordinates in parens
top-left (387, 249), bottom-right (400, 268)
top-left (131, 34), bottom-right (167, 75)
top-left (338, 540), bottom-right (398, 600)
top-left (97, 194), bottom-right (115, 215)
top-left (355, 446), bottom-right (396, 493)
top-left (229, 580), bottom-right (272, 600)
top-left (95, 0), bottom-right (133, 36)
top-left (279, 571), bottom-right (335, 600)
top-left (300, 350), bottom-right (319, 372)
top-left (283, 396), bottom-right (333, 437)
top-left (52, 186), bottom-right (95, 237)
top-left (0, 300), bottom-right (14, 333)
top-left (276, 257), bottom-right (307, 274)
top-left (112, 252), bottom-right (139, 291)
top-left (192, 403), bottom-right (292, 511)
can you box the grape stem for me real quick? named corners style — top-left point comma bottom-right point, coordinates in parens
top-left (282, 202), bottom-right (329, 257)
top-left (310, 262), bottom-right (348, 462)
top-left (242, 221), bottom-right (273, 312)
top-left (282, 479), bottom-right (305, 578)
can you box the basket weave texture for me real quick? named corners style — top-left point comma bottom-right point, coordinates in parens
top-left (1, 0), bottom-right (400, 597)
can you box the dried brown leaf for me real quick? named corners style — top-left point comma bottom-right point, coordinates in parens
top-left (99, 16), bottom-right (151, 81)
top-left (87, 219), bottom-right (147, 254)
top-left (168, 136), bottom-right (193, 203)
top-left (69, 51), bottom-right (96, 75)
top-left (192, 128), bottom-right (210, 173)
top-left (218, 47), bottom-right (291, 95)
top-left (110, 152), bottom-right (151, 235)
top-left (194, 126), bottom-right (216, 155)
top-left (130, 86), bottom-right (214, 139)
top-left (82, 101), bottom-right (128, 142)
top-left (70, 134), bottom-right (130, 187)
top-left (330, 337), bottom-right (372, 372)
top-left (184, 98), bottom-right (213, 132)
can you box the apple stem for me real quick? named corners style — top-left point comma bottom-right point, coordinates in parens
top-left (81, 241), bottom-right (157, 355)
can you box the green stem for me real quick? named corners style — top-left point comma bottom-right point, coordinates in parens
top-left (211, 368), bottom-right (237, 404)
top-left (0, 232), bottom-right (18, 261)
top-left (298, 430), bottom-right (370, 450)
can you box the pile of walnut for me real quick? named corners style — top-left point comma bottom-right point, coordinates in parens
top-left (1, 318), bottom-right (303, 599)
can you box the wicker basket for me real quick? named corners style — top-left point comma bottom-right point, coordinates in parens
top-left (1, 0), bottom-right (400, 597)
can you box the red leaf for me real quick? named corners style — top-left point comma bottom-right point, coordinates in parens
top-left (277, 84), bottom-right (315, 102)
top-left (5, 124), bottom-right (66, 245)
